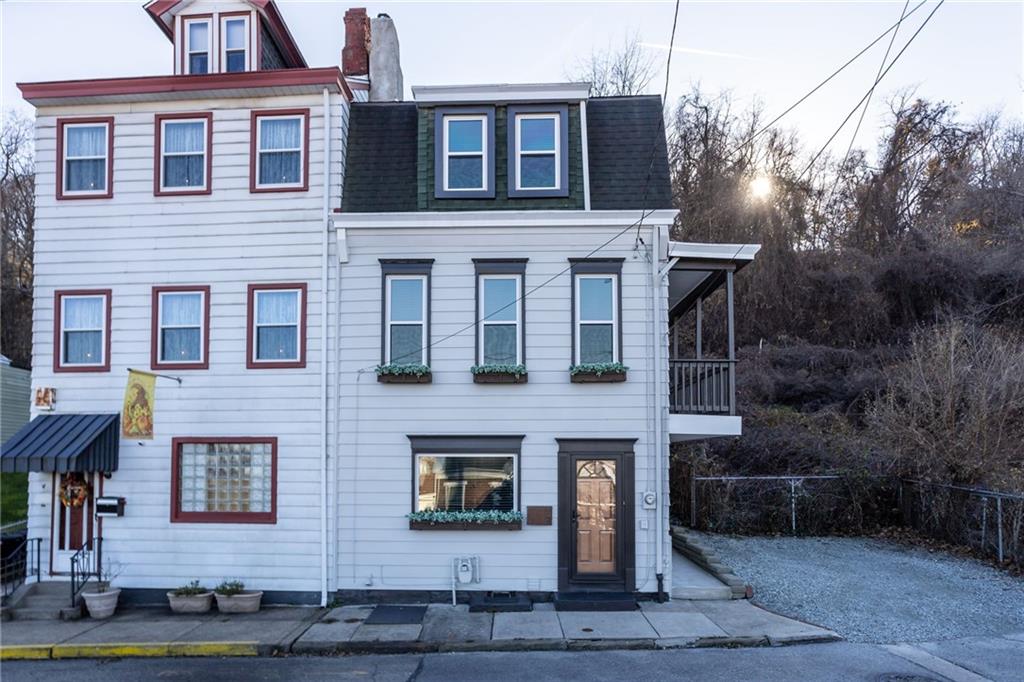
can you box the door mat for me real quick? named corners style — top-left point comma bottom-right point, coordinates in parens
top-left (364, 605), bottom-right (428, 625)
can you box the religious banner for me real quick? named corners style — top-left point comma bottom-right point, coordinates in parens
top-left (122, 369), bottom-right (156, 439)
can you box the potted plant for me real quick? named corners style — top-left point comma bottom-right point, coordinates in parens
top-left (376, 363), bottom-right (432, 384)
top-left (167, 580), bottom-right (214, 614)
top-left (214, 580), bottom-right (263, 613)
top-left (407, 509), bottom-right (523, 531)
top-left (81, 560), bottom-right (123, 619)
top-left (569, 362), bottom-right (628, 383)
top-left (471, 364), bottom-right (528, 384)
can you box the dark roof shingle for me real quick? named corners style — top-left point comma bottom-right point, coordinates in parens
top-left (341, 102), bottom-right (418, 213)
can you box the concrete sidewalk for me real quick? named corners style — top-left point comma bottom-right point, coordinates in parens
top-left (0, 600), bottom-right (839, 660)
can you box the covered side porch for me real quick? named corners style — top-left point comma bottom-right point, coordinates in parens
top-left (665, 242), bottom-right (760, 441)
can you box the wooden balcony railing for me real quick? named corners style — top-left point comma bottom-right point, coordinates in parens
top-left (669, 359), bottom-right (735, 415)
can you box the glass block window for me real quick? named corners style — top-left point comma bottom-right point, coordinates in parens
top-left (62, 122), bottom-right (110, 196)
top-left (56, 291), bottom-right (109, 371)
top-left (159, 116), bottom-right (209, 192)
top-left (479, 275), bottom-right (521, 365)
top-left (249, 285), bottom-right (304, 366)
top-left (154, 287), bottom-right (208, 368)
top-left (185, 19), bottom-right (210, 74)
top-left (254, 113), bottom-right (305, 189)
top-left (575, 274), bottom-right (618, 364)
top-left (443, 115), bottom-right (487, 191)
top-left (416, 455), bottom-right (516, 512)
top-left (222, 17), bottom-right (248, 72)
top-left (173, 439), bottom-right (276, 523)
top-left (514, 114), bottom-right (558, 190)
top-left (386, 275), bottom-right (427, 365)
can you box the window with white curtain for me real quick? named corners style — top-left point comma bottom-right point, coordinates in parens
top-left (479, 275), bottom-right (521, 365)
top-left (255, 114), bottom-right (304, 188)
top-left (185, 18), bottom-right (211, 74)
top-left (58, 293), bottom-right (108, 368)
top-left (252, 287), bottom-right (302, 363)
top-left (157, 290), bottom-right (205, 365)
top-left (575, 274), bottom-right (619, 364)
top-left (222, 16), bottom-right (248, 73)
top-left (62, 122), bottom-right (109, 195)
top-left (160, 118), bottom-right (208, 192)
top-left (386, 275), bottom-right (427, 365)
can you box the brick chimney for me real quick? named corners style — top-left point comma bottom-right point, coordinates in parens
top-left (342, 8), bottom-right (370, 77)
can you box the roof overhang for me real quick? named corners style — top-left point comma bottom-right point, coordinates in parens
top-left (332, 209), bottom-right (679, 230)
top-left (0, 414), bottom-right (120, 474)
top-left (18, 67), bottom-right (349, 107)
top-left (667, 241), bottom-right (761, 319)
top-left (144, 0), bottom-right (307, 68)
top-left (411, 82), bottom-right (592, 104)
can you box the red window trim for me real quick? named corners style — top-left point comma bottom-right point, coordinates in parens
top-left (53, 289), bottom-right (112, 373)
top-left (249, 108), bottom-right (311, 193)
top-left (153, 111), bottom-right (214, 197)
top-left (246, 282), bottom-right (308, 369)
top-left (55, 117), bottom-right (114, 201)
top-left (218, 11), bottom-right (252, 74)
top-left (151, 285), bottom-right (211, 371)
top-left (170, 436), bottom-right (278, 524)
top-left (179, 14), bottom-right (215, 75)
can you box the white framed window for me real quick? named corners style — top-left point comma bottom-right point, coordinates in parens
top-left (575, 273), bottom-right (619, 364)
top-left (157, 115), bottom-right (209, 193)
top-left (184, 17), bottom-right (211, 74)
top-left (250, 286), bottom-right (304, 366)
top-left (56, 292), bottom-right (109, 370)
top-left (154, 288), bottom-right (207, 368)
top-left (442, 114), bottom-right (487, 192)
top-left (478, 275), bottom-right (521, 365)
top-left (385, 275), bottom-right (428, 365)
top-left (220, 15), bottom-right (249, 73)
top-left (514, 113), bottom-right (560, 191)
top-left (415, 454), bottom-right (517, 513)
top-left (253, 112), bottom-right (306, 189)
top-left (60, 121), bottom-right (110, 197)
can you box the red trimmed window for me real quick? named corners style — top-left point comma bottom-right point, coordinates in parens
top-left (56, 117), bottom-right (114, 200)
top-left (151, 286), bottom-right (210, 370)
top-left (246, 283), bottom-right (307, 369)
top-left (249, 109), bottom-right (310, 193)
top-left (171, 437), bottom-right (277, 524)
top-left (53, 290), bottom-right (112, 373)
top-left (154, 112), bottom-right (213, 196)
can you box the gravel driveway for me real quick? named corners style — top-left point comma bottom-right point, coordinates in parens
top-left (690, 532), bottom-right (1024, 644)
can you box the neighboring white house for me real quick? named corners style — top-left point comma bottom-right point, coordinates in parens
top-left (3, 2), bottom-right (758, 608)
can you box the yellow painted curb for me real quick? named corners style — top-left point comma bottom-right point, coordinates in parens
top-left (49, 641), bottom-right (259, 659)
top-left (1, 645), bottom-right (53, 660)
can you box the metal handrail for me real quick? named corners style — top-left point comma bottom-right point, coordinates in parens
top-left (70, 537), bottom-right (101, 606)
top-left (669, 358), bottom-right (736, 415)
top-left (1, 537), bottom-right (42, 600)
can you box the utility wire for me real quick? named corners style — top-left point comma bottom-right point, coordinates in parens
top-left (380, 0), bottom-right (684, 369)
top-left (723, 0), bottom-right (929, 161)
top-left (799, 0), bottom-right (946, 180)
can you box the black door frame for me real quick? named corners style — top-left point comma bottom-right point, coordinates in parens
top-left (556, 438), bottom-right (636, 593)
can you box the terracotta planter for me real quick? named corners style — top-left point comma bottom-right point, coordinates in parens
top-left (167, 591), bottom-right (214, 614)
top-left (409, 520), bottom-right (522, 531)
top-left (215, 590), bottom-right (263, 613)
top-left (570, 370), bottom-right (627, 383)
top-left (82, 588), bottom-right (121, 619)
top-left (377, 372), bottom-right (432, 384)
top-left (473, 371), bottom-right (528, 384)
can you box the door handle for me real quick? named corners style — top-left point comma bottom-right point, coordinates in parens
top-left (571, 509), bottom-right (578, 526)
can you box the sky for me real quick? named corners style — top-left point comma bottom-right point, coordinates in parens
top-left (1, 0), bottom-right (1022, 161)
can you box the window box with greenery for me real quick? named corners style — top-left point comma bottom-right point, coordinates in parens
top-left (408, 509), bottom-right (523, 531)
top-left (570, 362), bottom-right (628, 383)
top-left (167, 580), bottom-right (214, 613)
top-left (471, 364), bottom-right (527, 384)
top-left (376, 363), bottom-right (432, 383)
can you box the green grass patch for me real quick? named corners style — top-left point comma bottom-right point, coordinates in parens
top-left (1, 473), bottom-right (28, 526)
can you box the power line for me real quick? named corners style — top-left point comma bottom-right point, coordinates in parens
top-left (723, 0), bottom-right (929, 161)
top-left (799, 0), bottom-right (946, 180)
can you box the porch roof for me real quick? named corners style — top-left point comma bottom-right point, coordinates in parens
top-left (667, 241), bottom-right (760, 319)
top-left (0, 414), bottom-right (119, 473)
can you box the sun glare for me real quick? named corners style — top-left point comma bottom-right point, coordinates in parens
top-left (750, 175), bottom-right (773, 200)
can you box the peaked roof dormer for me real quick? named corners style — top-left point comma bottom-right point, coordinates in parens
top-left (144, 0), bottom-right (307, 73)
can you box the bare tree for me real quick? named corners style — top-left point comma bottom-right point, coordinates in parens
top-left (1, 111), bottom-right (35, 369)
top-left (568, 32), bottom-right (657, 97)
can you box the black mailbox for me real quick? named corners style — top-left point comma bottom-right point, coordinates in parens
top-left (95, 496), bottom-right (125, 517)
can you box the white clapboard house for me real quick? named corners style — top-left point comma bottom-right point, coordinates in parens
top-left (2, 1), bottom-right (758, 610)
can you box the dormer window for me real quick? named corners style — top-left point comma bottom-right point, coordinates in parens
top-left (434, 107), bottom-right (495, 199)
top-left (184, 17), bottom-right (211, 74)
top-left (508, 105), bottom-right (569, 198)
top-left (221, 15), bottom-right (249, 72)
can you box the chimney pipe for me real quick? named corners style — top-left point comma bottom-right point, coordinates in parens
top-left (369, 13), bottom-right (403, 101)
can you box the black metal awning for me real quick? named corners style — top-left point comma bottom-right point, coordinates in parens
top-left (0, 414), bottom-right (119, 473)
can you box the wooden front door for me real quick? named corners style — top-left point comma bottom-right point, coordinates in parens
top-left (50, 472), bottom-right (95, 574)
top-left (575, 459), bottom-right (617, 575)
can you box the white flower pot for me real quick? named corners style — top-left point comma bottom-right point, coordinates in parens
top-left (214, 590), bottom-right (263, 613)
top-left (167, 591), bottom-right (214, 613)
top-left (82, 588), bottom-right (121, 619)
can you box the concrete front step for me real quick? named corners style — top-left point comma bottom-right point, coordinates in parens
top-left (7, 604), bottom-right (82, 620)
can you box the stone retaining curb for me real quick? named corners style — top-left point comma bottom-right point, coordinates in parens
top-left (671, 525), bottom-right (750, 599)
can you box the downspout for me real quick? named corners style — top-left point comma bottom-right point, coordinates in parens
top-left (319, 87), bottom-right (331, 608)
top-left (651, 223), bottom-right (666, 602)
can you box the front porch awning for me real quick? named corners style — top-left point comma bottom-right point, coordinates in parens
top-left (667, 242), bottom-right (760, 320)
top-left (0, 413), bottom-right (119, 473)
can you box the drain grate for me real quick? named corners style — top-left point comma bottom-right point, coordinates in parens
top-left (364, 605), bottom-right (427, 625)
